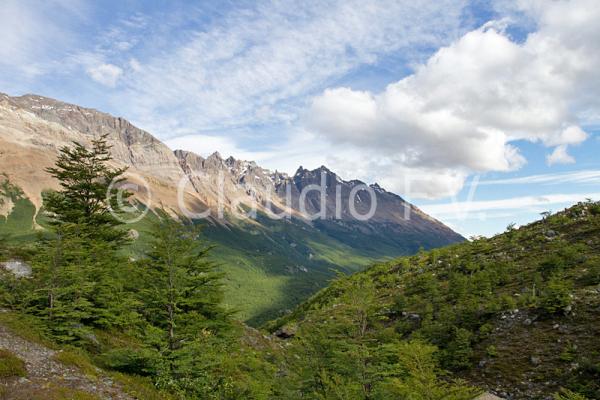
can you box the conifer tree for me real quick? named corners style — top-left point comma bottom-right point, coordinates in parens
top-left (29, 134), bottom-right (137, 341)
top-left (44, 133), bottom-right (129, 246)
top-left (140, 213), bottom-right (231, 396)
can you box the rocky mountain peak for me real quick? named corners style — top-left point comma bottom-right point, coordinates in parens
top-left (0, 91), bottom-right (462, 241)
top-left (294, 166), bottom-right (308, 176)
top-left (208, 151), bottom-right (222, 159)
top-left (225, 156), bottom-right (236, 166)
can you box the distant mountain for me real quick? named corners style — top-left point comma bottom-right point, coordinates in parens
top-left (0, 92), bottom-right (463, 324)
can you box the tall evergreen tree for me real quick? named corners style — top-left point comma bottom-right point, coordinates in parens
top-left (43, 133), bottom-right (129, 246)
top-left (28, 134), bottom-right (138, 341)
top-left (140, 213), bottom-right (232, 396)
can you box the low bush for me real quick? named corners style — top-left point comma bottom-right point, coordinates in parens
top-left (540, 277), bottom-right (573, 315)
top-left (98, 348), bottom-right (160, 376)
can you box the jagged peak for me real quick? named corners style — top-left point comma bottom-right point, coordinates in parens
top-left (370, 183), bottom-right (385, 192)
top-left (207, 151), bottom-right (223, 160)
top-left (2, 91), bottom-right (163, 148)
top-left (348, 179), bottom-right (366, 186)
top-left (294, 165), bottom-right (337, 177)
top-left (173, 149), bottom-right (205, 161)
top-left (294, 166), bottom-right (308, 176)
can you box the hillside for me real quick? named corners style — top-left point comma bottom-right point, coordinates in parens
top-left (2, 135), bottom-right (598, 398)
top-left (266, 200), bottom-right (600, 399)
top-left (0, 92), bottom-right (463, 324)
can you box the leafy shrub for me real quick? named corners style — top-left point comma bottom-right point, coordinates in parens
top-left (580, 258), bottom-right (600, 286)
top-left (559, 244), bottom-right (587, 264)
top-left (443, 328), bottom-right (473, 370)
top-left (486, 345), bottom-right (498, 358)
top-left (98, 348), bottom-right (160, 376)
top-left (559, 342), bottom-right (577, 362)
top-left (371, 340), bottom-right (478, 400)
top-left (540, 277), bottom-right (573, 314)
top-left (539, 255), bottom-right (567, 279)
top-left (478, 323), bottom-right (494, 339)
top-left (499, 294), bottom-right (517, 311)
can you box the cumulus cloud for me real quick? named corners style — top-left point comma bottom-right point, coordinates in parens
top-left (86, 63), bottom-right (123, 87)
top-left (307, 0), bottom-right (598, 198)
top-left (546, 145), bottom-right (575, 166)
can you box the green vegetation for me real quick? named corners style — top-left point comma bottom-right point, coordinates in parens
top-left (0, 173), bottom-right (37, 240)
top-left (52, 348), bottom-right (99, 378)
top-left (554, 388), bottom-right (589, 400)
top-left (0, 138), bottom-right (277, 398)
top-left (267, 199), bottom-right (600, 399)
top-left (1, 136), bottom-right (599, 398)
top-left (7, 385), bottom-right (103, 400)
top-left (0, 348), bottom-right (27, 378)
top-left (0, 173), bottom-right (445, 326)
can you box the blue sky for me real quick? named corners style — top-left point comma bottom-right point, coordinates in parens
top-left (1, 0), bottom-right (599, 237)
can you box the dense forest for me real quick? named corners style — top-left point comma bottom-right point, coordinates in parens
top-left (0, 137), bottom-right (599, 399)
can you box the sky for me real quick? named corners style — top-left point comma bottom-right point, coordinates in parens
top-left (1, 0), bottom-right (599, 237)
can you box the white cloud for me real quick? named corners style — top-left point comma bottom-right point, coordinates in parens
top-left (307, 0), bottom-right (599, 198)
top-left (128, 58), bottom-right (142, 72)
top-left (119, 0), bottom-right (467, 135)
top-left (164, 134), bottom-right (271, 162)
top-left (479, 169), bottom-right (600, 186)
top-left (0, 0), bottom-right (86, 79)
top-left (86, 63), bottom-right (123, 87)
top-left (422, 192), bottom-right (600, 219)
top-left (545, 125), bottom-right (588, 147)
top-left (546, 145), bottom-right (575, 166)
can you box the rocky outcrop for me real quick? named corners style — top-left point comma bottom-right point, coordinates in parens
top-left (0, 260), bottom-right (32, 278)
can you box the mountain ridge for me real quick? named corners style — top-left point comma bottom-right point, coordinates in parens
top-left (0, 91), bottom-right (461, 239)
top-left (0, 91), bottom-right (463, 323)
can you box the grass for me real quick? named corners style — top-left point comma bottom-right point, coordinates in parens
top-left (52, 348), bottom-right (99, 378)
top-left (0, 348), bottom-right (26, 378)
top-left (110, 372), bottom-right (176, 400)
top-left (0, 312), bottom-right (54, 349)
top-left (4, 385), bottom-right (102, 400)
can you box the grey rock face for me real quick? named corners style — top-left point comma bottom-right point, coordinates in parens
top-left (0, 259), bottom-right (32, 278)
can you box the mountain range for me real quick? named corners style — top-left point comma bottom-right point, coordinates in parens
top-left (0, 92), bottom-right (463, 324)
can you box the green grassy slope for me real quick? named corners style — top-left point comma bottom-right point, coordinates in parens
top-left (114, 210), bottom-right (389, 325)
top-left (266, 200), bottom-right (600, 399)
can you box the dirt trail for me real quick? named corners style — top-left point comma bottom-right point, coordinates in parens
top-left (0, 323), bottom-right (135, 399)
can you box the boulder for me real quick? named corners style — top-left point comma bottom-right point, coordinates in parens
top-left (0, 259), bottom-right (32, 278)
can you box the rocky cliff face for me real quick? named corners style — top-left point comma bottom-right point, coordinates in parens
top-left (0, 92), bottom-right (462, 244)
